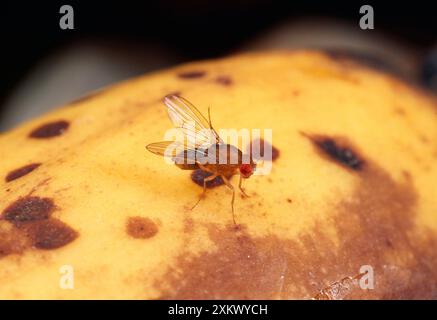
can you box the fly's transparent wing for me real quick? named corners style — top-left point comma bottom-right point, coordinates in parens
top-left (146, 141), bottom-right (180, 157)
top-left (163, 94), bottom-right (223, 147)
top-left (146, 141), bottom-right (207, 165)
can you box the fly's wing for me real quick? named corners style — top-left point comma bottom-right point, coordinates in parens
top-left (163, 94), bottom-right (223, 147)
top-left (146, 141), bottom-right (207, 165)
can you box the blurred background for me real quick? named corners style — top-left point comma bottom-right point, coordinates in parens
top-left (1, 1), bottom-right (436, 131)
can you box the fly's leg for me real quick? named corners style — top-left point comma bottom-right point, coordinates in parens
top-left (221, 175), bottom-right (237, 225)
top-left (191, 173), bottom-right (218, 210)
top-left (238, 174), bottom-right (250, 198)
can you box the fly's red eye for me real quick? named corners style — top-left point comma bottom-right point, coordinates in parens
top-left (239, 164), bottom-right (252, 177)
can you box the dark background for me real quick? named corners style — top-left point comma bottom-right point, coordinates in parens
top-left (1, 1), bottom-right (436, 129)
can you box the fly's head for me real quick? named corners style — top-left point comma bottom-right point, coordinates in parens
top-left (239, 161), bottom-right (256, 179)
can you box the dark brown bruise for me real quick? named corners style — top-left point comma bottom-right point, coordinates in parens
top-left (126, 216), bottom-right (159, 239)
top-left (191, 169), bottom-right (226, 188)
top-left (167, 91), bottom-right (182, 97)
top-left (0, 225), bottom-right (29, 258)
top-left (248, 139), bottom-right (280, 162)
top-left (23, 219), bottom-right (78, 250)
top-left (2, 197), bottom-right (54, 225)
top-left (215, 76), bottom-right (233, 86)
top-left (177, 71), bottom-right (206, 79)
top-left (155, 137), bottom-right (437, 299)
top-left (302, 133), bottom-right (363, 171)
top-left (29, 120), bottom-right (69, 138)
top-left (0, 196), bottom-right (78, 256)
top-left (5, 163), bottom-right (41, 182)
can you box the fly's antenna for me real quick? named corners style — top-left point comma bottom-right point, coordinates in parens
top-left (208, 106), bottom-right (213, 129)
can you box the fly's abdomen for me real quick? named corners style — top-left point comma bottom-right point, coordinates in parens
top-left (175, 163), bottom-right (199, 170)
top-left (173, 149), bottom-right (200, 170)
top-left (201, 144), bottom-right (242, 176)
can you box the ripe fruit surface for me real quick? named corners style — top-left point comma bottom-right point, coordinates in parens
top-left (0, 51), bottom-right (436, 299)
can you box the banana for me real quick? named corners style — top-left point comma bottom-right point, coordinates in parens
top-left (0, 51), bottom-right (436, 299)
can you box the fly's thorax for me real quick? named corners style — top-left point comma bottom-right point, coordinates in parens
top-left (205, 144), bottom-right (243, 165)
top-left (194, 144), bottom-right (240, 176)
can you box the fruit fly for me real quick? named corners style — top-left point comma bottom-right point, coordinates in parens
top-left (146, 94), bottom-right (256, 224)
